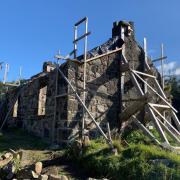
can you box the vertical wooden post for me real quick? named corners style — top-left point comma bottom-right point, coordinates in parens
top-left (147, 105), bottom-right (169, 144)
top-left (143, 38), bottom-right (148, 93)
top-left (121, 26), bottom-right (125, 99)
top-left (82, 17), bottom-right (88, 139)
top-left (52, 52), bottom-right (60, 143)
top-left (106, 122), bottom-right (112, 143)
top-left (161, 43), bottom-right (164, 90)
top-left (19, 66), bottom-right (22, 85)
top-left (74, 26), bottom-right (77, 59)
top-left (3, 63), bottom-right (9, 84)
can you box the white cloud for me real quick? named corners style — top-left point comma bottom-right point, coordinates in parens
top-left (157, 61), bottom-right (180, 76)
top-left (175, 68), bottom-right (180, 75)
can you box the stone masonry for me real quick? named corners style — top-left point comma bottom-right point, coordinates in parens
top-left (4, 21), bottom-right (161, 145)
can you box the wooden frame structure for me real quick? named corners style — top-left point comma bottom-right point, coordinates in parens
top-left (120, 28), bottom-right (180, 148)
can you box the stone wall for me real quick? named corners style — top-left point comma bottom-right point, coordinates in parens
top-left (65, 52), bottom-right (121, 141)
top-left (5, 21), bottom-right (162, 145)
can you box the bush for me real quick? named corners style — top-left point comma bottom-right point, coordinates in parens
top-left (65, 138), bottom-right (180, 180)
top-left (122, 129), bottom-right (153, 145)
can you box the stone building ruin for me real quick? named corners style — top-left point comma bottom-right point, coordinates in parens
top-left (0, 19), bottom-right (180, 149)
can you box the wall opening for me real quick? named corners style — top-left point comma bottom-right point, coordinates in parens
top-left (38, 85), bottom-right (47, 116)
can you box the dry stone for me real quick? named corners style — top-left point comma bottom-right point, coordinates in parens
top-left (35, 162), bottom-right (43, 175)
top-left (40, 174), bottom-right (49, 180)
top-left (61, 175), bottom-right (69, 180)
top-left (48, 174), bottom-right (62, 180)
top-left (32, 170), bottom-right (39, 178)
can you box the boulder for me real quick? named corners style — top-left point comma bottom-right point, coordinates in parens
top-left (3, 153), bottom-right (13, 159)
top-left (35, 162), bottom-right (43, 175)
top-left (31, 170), bottom-right (39, 178)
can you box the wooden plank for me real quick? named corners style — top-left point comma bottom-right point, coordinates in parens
top-left (132, 115), bottom-right (160, 145)
top-left (154, 79), bottom-right (167, 99)
top-left (84, 48), bottom-right (122, 63)
top-left (52, 67), bottom-right (59, 143)
top-left (149, 104), bottom-right (180, 136)
top-left (75, 17), bottom-right (87, 26)
top-left (132, 70), bottom-right (177, 113)
top-left (57, 48), bottom-right (122, 65)
top-left (147, 105), bottom-right (169, 144)
top-left (132, 70), bottom-right (156, 78)
top-left (130, 72), bottom-right (144, 96)
top-left (152, 56), bottom-right (167, 62)
top-left (73, 32), bottom-right (91, 43)
top-left (156, 116), bottom-right (180, 144)
top-left (106, 122), bottom-right (112, 144)
top-left (149, 103), bottom-right (171, 109)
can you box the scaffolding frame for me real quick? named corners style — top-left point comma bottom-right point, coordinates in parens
top-left (1, 18), bottom-right (179, 151)
top-left (119, 27), bottom-right (180, 148)
top-left (73, 17), bottom-right (91, 140)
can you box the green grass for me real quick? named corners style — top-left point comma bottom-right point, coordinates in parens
top-left (66, 134), bottom-right (180, 180)
top-left (123, 128), bottom-right (179, 147)
top-left (0, 128), bottom-right (48, 154)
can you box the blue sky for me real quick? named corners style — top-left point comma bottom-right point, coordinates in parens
top-left (0, 0), bottom-right (180, 81)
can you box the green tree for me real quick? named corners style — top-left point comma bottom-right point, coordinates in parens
top-left (165, 76), bottom-right (180, 118)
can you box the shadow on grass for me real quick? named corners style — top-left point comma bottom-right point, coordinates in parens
top-left (0, 128), bottom-right (48, 153)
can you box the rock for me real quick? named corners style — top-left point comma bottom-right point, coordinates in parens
top-left (35, 162), bottom-right (43, 175)
top-left (32, 170), bottom-right (39, 178)
top-left (0, 155), bottom-right (13, 167)
top-left (97, 105), bottom-right (105, 113)
top-left (61, 175), bottom-right (68, 180)
top-left (97, 86), bottom-right (107, 94)
top-left (40, 174), bottom-right (49, 180)
top-left (48, 174), bottom-right (62, 180)
top-left (149, 159), bottom-right (171, 167)
top-left (72, 139), bottom-right (82, 153)
top-left (3, 153), bottom-right (13, 159)
top-left (42, 166), bottom-right (59, 176)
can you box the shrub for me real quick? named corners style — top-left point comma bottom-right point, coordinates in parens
top-left (65, 138), bottom-right (180, 180)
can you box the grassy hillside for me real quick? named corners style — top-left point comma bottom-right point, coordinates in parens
top-left (66, 132), bottom-right (180, 180)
